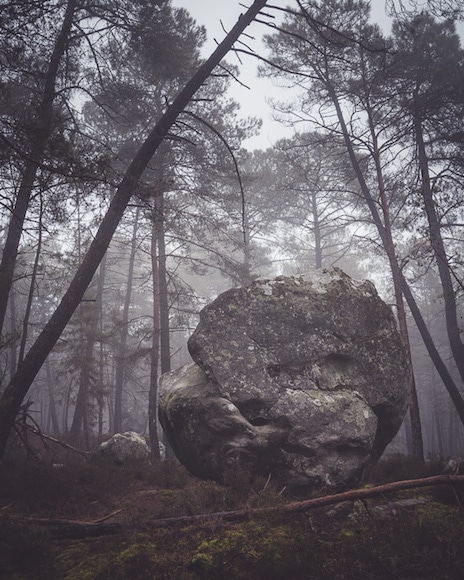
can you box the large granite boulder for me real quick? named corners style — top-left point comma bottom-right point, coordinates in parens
top-left (159, 269), bottom-right (411, 493)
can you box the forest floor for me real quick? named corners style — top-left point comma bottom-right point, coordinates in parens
top-left (1, 441), bottom-right (464, 579)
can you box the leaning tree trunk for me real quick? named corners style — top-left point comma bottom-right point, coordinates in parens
top-left (0, 0), bottom-right (269, 461)
top-left (329, 82), bottom-right (424, 459)
top-left (368, 112), bottom-right (424, 461)
top-left (328, 74), bottom-right (464, 439)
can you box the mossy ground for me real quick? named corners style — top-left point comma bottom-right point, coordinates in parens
top-left (1, 452), bottom-right (463, 579)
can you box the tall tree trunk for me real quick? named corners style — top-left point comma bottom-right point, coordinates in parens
top-left (149, 208), bottom-right (161, 461)
top-left (0, 0), bottom-right (269, 460)
top-left (114, 207), bottom-right (140, 433)
top-left (434, 404), bottom-right (444, 457)
top-left (18, 194), bottom-right (44, 365)
top-left (368, 112), bottom-right (424, 461)
top-left (414, 111), bottom-right (464, 384)
top-left (96, 254), bottom-right (107, 437)
top-left (0, 0), bottom-right (77, 335)
top-left (156, 193), bottom-right (171, 376)
top-left (9, 283), bottom-right (18, 379)
top-left (45, 359), bottom-right (60, 435)
top-left (69, 257), bottom-right (107, 440)
top-left (69, 318), bottom-right (94, 441)
top-left (155, 180), bottom-right (173, 457)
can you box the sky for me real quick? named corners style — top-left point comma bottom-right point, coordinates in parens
top-left (171, 0), bottom-right (293, 149)
top-left (168, 1), bottom-right (393, 150)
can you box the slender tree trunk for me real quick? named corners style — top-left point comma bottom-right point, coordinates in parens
top-left (96, 254), bottom-right (107, 437)
top-left (71, 254), bottom-right (108, 438)
top-left (400, 278), bottom-right (464, 426)
top-left (95, 254), bottom-right (107, 437)
top-left (240, 181), bottom-right (253, 283)
top-left (69, 319), bottom-right (94, 440)
top-left (156, 193), bottom-right (171, 376)
top-left (114, 207), bottom-right (140, 433)
top-left (155, 186), bottom-right (174, 458)
top-left (0, 0), bottom-right (269, 460)
top-left (18, 194), bottom-right (44, 365)
top-left (310, 190), bottom-right (322, 269)
top-left (149, 208), bottom-right (161, 461)
top-left (0, 0), bottom-right (77, 335)
top-left (45, 359), bottom-right (60, 435)
top-left (63, 379), bottom-right (73, 434)
top-left (151, 144), bottom-right (174, 458)
top-left (414, 111), bottom-right (464, 383)
top-left (9, 283), bottom-right (18, 379)
top-left (369, 119), bottom-right (424, 461)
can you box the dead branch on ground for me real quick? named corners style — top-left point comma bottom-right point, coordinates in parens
top-left (5, 474), bottom-right (464, 539)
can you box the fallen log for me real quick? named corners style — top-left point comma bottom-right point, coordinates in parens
top-left (7, 475), bottom-right (464, 538)
top-left (7, 509), bottom-right (124, 539)
top-left (146, 474), bottom-right (464, 528)
top-left (38, 519), bottom-right (123, 539)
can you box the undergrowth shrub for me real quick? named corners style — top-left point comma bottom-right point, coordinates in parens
top-left (2, 448), bottom-right (464, 579)
top-left (188, 520), bottom-right (310, 579)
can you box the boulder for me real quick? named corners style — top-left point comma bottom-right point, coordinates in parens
top-left (159, 269), bottom-right (411, 493)
top-left (94, 431), bottom-right (150, 465)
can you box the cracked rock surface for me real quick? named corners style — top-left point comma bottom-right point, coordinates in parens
top-left (159, 269), bottom-right (411, 493)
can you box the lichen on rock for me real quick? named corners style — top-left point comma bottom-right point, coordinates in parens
top-left (159, 268), bottom-right (411, 494)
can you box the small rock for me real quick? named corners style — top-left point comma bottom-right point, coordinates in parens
top-left (94, 431), bottom-right (150, 465)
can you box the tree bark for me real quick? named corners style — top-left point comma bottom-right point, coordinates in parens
top-left (157, 193), bottom-right (171, 377)
top-left (96, 254), bottom-right (108, 437)
top-left (149, 205), bottom-right (161, 462)
top-left (0, 0), bottom-right (269, 461)
top-left (114, 207), bottom-right (140, 433)
top-left (69, 321), bottom-right (95, 444)
top-left (18, 194), bottom-right (44, 365)
top-left (69, 258), bottom-right (107, 441)
top-left (8, 283), bottom-right (18, 379)
top-left (45, 359), bottom-right (60, 435)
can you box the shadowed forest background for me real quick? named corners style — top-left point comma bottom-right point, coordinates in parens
top-left (1, 0), bottom-right (464, 464)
